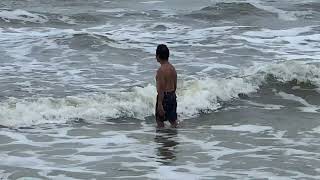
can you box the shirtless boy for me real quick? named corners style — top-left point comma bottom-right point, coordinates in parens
top-left (155, 44), bottom-right (178, 128)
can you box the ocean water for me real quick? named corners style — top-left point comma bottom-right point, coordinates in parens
top-left (0, 0), bottom-right (320, 179)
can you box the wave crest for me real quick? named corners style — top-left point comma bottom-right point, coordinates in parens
top-left (243, 61), bottom-right (320, 86)
top-left (0, 78), bottom-right (256, 127)
top-left (1, 61), bottom-right (320, 127)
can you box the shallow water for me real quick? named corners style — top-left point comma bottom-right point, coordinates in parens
top-left (1, 102), bottom-right (320, 179)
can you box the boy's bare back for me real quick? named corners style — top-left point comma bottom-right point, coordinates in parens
top-left (156, 63), bottom-right (177, 93)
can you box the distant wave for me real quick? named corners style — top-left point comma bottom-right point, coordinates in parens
top-left (186, 2), bottom-right (276, 21)
top-left (186, 2), bottom-right (301, 21)
top-left (0, 8), bottom-right (163, 26)
top-left (0, 9), bottom-right (79, 26)
top-left (1, 61), bottom-right (320, 127)
top-left (0, 9), bottom-right (48, 23)
top-left (296, 2), bottom-right (320, 12)
top-left (58, 32), bottom-right (117, 51)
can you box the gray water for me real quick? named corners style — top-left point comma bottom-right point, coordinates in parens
top-left (0, 0), bottom-right (320, 179)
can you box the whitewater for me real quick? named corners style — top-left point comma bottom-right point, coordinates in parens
top-left (0, 0), bottom-right (320, 179)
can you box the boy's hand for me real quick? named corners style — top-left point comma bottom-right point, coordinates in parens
top-left (157, 105), bottom-right (165, 117)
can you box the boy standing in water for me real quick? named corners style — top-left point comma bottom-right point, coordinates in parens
top-left (155, 44), bottom-right (178, 128)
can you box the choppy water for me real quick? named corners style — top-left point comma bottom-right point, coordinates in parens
top-left (0, 0), bottom-right (320, 179)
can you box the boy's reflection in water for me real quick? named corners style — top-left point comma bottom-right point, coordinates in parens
top-left (155, 128), bottom-right (179, 165)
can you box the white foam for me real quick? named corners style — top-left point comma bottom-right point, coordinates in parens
top-left (178, 62), bottom-right (238, 72)
top-left (0, 27), bottom-right (77, 63)
top-left (243, 26), bottom-right (313, 38)
top-left (0, 154), bottom-right (104, 175)
top-left (98, 24), bottom-right (246, 54)
top-left (140, 1), bottom-right (164, 4)
top-left (277, 91), bottom-right (320, 112)
top-left (246, 0), bottom-right (298, 21)
top-left (0, 130), bottom-right (46, 147)
top-left (242, 61), bottom-right (320, 86)
top-left (233, 25), bottom-right (320, 61)
top-left (0, 171), bottom-right (10, 180)
top-left (246, 101), bottom-right (284, 110)
top-left (278, 92), bottom-right (311, 106)
top-left (211, 124), bottom-right (273, 133)
top-left (145, 165), bottom-right (210, 180)
top-left (298, 106), bottom-right (320, 113)
top-left (60, 134), bottom-right (137, 146)
top-left (96, 8), bottom-right (128, 13)
top-left (282, 148), bottom-right (317, 156)
top-left (37, 175), bottom-right (77, 180)
top-left (0, 77), bottom-right (257, 127)
top-left (313, 125), bottom-right (320, 132)
top-left (57, 15), bottom-right (77, 25)
top-left (0, 9), bottom-right (48, 23)
top-left (177, 77), bottom-right (257, 117)
top-left (201, 64), bottom-right (238, 72)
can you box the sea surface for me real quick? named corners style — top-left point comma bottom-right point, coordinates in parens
top-left (0, 0), bottom-right (320, 179)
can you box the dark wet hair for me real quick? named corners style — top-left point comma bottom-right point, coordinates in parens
top-left (156, 44), bottom-right (169, 60)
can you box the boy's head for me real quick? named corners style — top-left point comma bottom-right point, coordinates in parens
top-left (156, 44), bottom-right (169, 62)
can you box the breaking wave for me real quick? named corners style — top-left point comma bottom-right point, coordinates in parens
top-left (1, 61), bottom-right (320, 127)
top-left (0, 78), bottom-right (256, 127)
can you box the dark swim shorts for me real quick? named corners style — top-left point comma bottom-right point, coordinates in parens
top-left (156, 91), bottom-right (177, 122)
